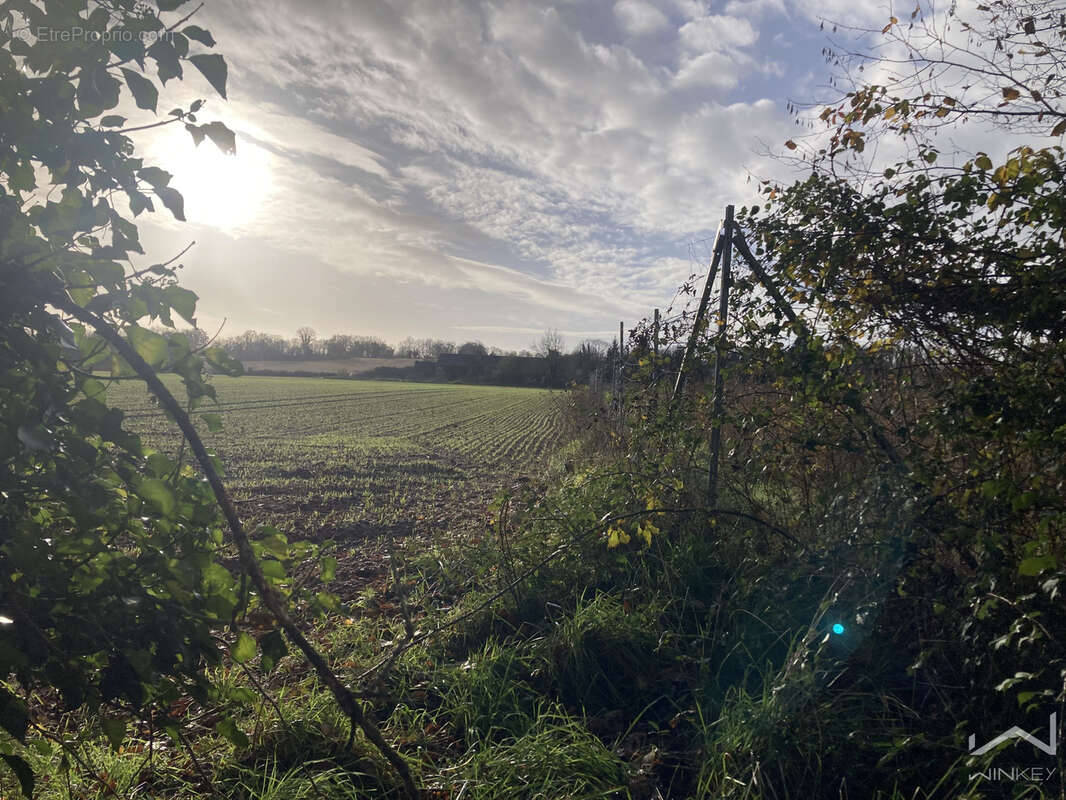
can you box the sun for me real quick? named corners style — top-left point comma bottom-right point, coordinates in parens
top-left (155, 122), bottom-right (272, 231)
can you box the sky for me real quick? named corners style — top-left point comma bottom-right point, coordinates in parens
top-left (132, 0), bottom-right (902, 351)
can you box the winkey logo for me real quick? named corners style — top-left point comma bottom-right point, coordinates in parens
top-left (969, 713), bottom-right (1057, 756)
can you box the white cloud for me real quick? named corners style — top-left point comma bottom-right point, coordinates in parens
top-left (131, 0), bottom-right (855, 348)
top-left (614, 0), bottom-right (671, 36)
top-left (678, 14), bottom-right (759, 51)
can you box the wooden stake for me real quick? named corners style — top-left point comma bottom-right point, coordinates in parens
top-left (707, 205), bottom-right (734, 508)
top-left (672, 220), bottom-right (724, 404)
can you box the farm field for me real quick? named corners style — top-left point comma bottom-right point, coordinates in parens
top-left (241, 356), bottom-right (416, 375)
top-left (110, 376), bottom-right (569, 575)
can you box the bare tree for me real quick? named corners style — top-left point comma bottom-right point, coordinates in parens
top-left (534, 328), bottom-right (564, 357)
top-left (295, 326), bottom-right (316, 356)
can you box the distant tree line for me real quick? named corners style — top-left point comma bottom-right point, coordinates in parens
top-left (210, 327), bottom-right (612, 365)
top-left (178, 326), bottom-right (624, 388)
top-left (364, 336), bottom-right (623, 389)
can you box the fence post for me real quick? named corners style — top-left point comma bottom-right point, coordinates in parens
top-left (617, 321), bottom-right (625, 420)
top-left (673, 220), bottom-right (724, 406)
top-left (707, 205), bottom-right (734, 508)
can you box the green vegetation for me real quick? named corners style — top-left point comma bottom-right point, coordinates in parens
top-left (113, 376), bottom-right (567, 538)
top-left (3, 1), bottom-right (1065, 799)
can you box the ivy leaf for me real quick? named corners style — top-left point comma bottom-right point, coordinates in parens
top-left (189, 54), bottom-right (228, 99)
top-left (1, 755), bottom-right (34, 799)
top-left (231, 632), bottom-right (256, 664)
top-left (183, 25), bottom-right (216, 47)
top-left (121, 68), bottom-right (158, 112)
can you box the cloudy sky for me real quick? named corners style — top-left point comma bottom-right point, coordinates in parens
top-left (135, 0), bottom-right (898, 351)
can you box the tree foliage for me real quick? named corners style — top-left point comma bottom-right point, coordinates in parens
top-left (606, 3), bottom-right (1066, 792)
top-left (0, 1), bottom-right (318, 793)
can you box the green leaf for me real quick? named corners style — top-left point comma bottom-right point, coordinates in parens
top-left (7, 160), bottom-right (35, 192)
top-left (320, 556), bottom-right (338, 583)
top-left (186, 123), bottom-right (206, 147)
top-left (138, 166), bottom-right (172, 189)
top-left (0, 687), bottom-right (28, 743)
top-left (127, 326), bottom-right (169, 367)
top-left (1, 754), bottom-right (34, 799)
top-left (204, 346), bottom-right (244, 376)
top-left (975, 154), bottom-right (993, 170)
top-left (100, 115), bottom-right (127, 127)
top-left (200, 121), bottom-right (236, 155)
top-left (189, 54), bottom-right (228, 99)
top-left (315, 591), bottom-right (340, 611)
top-left (216, 717), bottom-right (250, 748)
top-left (140, 478), bottom-right (176, 517)
top-left (81, 377), bottom-right (107, 402)
top-left (121, 68), bottom-right (158, 112)
top-left (202, 413), bottom-right (223, 432)
top-left (100, 717), bottom-right (126, 751)
top-left (147, 39), bottom-right (183, 84)
top-left (259, 529), bottom-right (290, 558)
top-left (202, 562), bottom-right (234, 591)
top-left (1019, 555), bottom-right (1056, 576)
top-left (260, 560), bottom-right (287, 581)
top-left (17, 424), bottom-right (55, 452)
top-left (258, 630), bottom-right (288, 671)
top-left (154, 186), bottom-right (186, 221)
top-left (183, 25), bottom-right (217, 47)
top-left (231, 632), bottom-right (256, 664)
top-left (163, 286), bottom-right (198, 323)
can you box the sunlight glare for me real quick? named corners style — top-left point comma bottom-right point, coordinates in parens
top-left (158, 124), bottom-right (272, 231)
